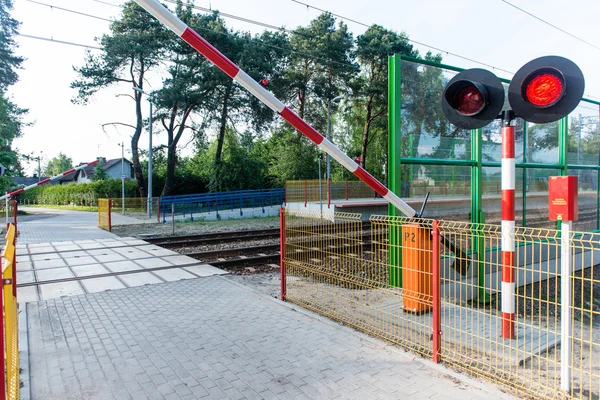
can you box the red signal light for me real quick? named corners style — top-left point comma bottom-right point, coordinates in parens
top-left (454, 84), bottom-right (486, 116)
top-left (522, 69), bottom-right (565, 108)
top-left (260, 79), bottom-right (269, 87)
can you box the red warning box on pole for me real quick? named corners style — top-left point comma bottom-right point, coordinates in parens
top-left (548, 176), bottom-right (578, 221)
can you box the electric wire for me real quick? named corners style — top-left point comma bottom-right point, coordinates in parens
top-left (500, 0), bottom-right (600, 52)
top-left (17, 33), bottom-right (102, 50)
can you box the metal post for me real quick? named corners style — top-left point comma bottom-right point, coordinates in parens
top-left (561, 220), bottom-right (572, 392)
top-left (121, 142), bottom-right (125, 214)
top-left (432, 220), bottom-right (441, 363)
top-left (37, 157), bottom-right (41, 182)
top-left (501, 112), bottom-right (516, 340)
top-left (318, 152), bottom-right (323, 218)
top-left (148, 101), bottom-right (153, 218)
top-left (171, 204), bottom-right (175, 235)
top-left (326, 99), bottom-right (331, 183)
top-left (280, 208), bottom-right (286, 301)
top-left (5, 193), bottom-right (8, 230)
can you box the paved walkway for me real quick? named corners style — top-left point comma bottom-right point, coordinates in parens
top-left (17, 207), bottom-right (515, 400)
top-left (27, 276), bottom-right (513, 400)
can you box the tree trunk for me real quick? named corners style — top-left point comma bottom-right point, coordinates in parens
top-left (360, 96), bottom-right (374, 169)
top-left (215, 86), bottom-right (232, 165)
top-left (131, 91), bottom-right (146, 198)
top-left (162, 143), bottom-right (177, 196)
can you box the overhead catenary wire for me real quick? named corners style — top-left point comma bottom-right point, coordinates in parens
top-left (500, 0), bottom-right (600, 52)
top-left (17, 33), bottom-right (102, 50)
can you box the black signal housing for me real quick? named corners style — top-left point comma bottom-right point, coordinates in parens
top-left (441, 68), bottom-right (505, 130)
top-left (508, 55), bottom-right (584, 124)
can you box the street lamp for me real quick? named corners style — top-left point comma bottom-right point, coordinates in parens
top-left (327, 95), bottom-right (344, 182)
top-left (132, 86), bottom-right (153, 218)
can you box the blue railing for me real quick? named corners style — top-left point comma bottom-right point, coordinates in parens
top-left (157, 188), bottom-right (284, 222)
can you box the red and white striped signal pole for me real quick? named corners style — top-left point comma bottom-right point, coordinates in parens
top-left (131, 0), bottom-right (417, 219)
top-left (501, 112), bottom-right (516, 339)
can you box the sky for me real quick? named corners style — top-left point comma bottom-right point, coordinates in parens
top-left (8, 0), bottom-right (600, 175)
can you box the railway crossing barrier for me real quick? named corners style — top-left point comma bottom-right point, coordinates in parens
top-left (281, 210), bottom-right (600, 399)
top-left (0, 224), bottom-right (19, 400)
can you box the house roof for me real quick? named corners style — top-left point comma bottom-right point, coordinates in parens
top-left (11, 176), bottom-right (55, 186)
top-left (67, 158), bottom-right (132, 181)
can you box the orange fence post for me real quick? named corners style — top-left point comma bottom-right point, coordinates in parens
top-left (432, 220), bottom-right (441, 363)
top-left (108, 199), bottom-right (112, 232)
top-left (280, 208), bottom-right (286, 301)
top-left (402, 224), bottom-right (432, 313)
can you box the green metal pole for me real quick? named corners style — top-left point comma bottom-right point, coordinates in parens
top-left (388, 54), bottom-right (402, 288)
top-left (451, 137), bottom-right (455, 196)
top-left (557, 116), bottom-right (569, 231)
top-left (472, 128), bottom-right (489, 302)
top-left (523, 122), bottom-right (528, 227)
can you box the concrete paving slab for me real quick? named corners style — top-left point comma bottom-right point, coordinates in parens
top-left (161, 254), bottom-right (199, 266)
top-left (35, 267), bottom-right (74, 282)
top-left (53, 244), bottom-right (81, 252)
top-left (184, 264), bottom-right (229, 277)
top-left (30, 253), bottom-right (61, 261)
top-left (120, 250), bottom-right (154, 260)
top-left (27, 243), bottom-right (52, 248)
top-left (71, 264), bottom-right (110, 277)
top-left (78, 243), bottom-right (104, 249)
top-left (17, 271), bottom-right (35, 284)
top-left (93, 253), bottom-right (127, 263)
top-left (104, 260), bottom-right (143, 273)
top-left (118, 271), bottom-right (164, 287)
top-left (16, 255), bottom-right (30, 262)
top-left (86, 248), bottom-right (118, 256)
top-left (17, 286), bottom-right (38, 303)
top-left (32, 258), bottom-right (67, 269)
top-left (152, 268), bottom-right (196, 281)
top-left (16, 261), bottom-right (32, 271)
top-left (80, 276), bottom-right (126, 293)
top-left (63, 255), bottom-right (97, 266)
top-left (39, 281), bottom-right (84, 300)
top-left (58, 250), bottom-right (88, 258)
top-left (27, 246), bottom-right (55, 254)
top-left (134, 257), bottom-right (173, 269)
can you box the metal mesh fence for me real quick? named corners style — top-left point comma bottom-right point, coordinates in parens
top-left (283, 210), bottom-right (600, 399)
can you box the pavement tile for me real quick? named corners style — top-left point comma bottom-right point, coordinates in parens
top-left (35, 267), bottom-right (74, 281)
top-left (39, 281), bottom-right (85, 300)
top-left (71, 264), bottom-right (110, 277)
top-left (134, 258), bottom-right (173, 269)
top-left (33, 258), bottom-right (67, 269)
top-left (118, 272), bottom-right (164, 287)
top-left (104, 260), bottom-right (143, 273)
top-left (80, 277), bottom-right (127, 293)
top-left (64, 256), bottom-right (98, 267)
top-left (151, 268), bottom-right (196, 282)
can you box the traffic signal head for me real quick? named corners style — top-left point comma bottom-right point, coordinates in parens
top-left (259, 79), bottom-right (269, 87)
top-left (441, 68), bottom-right (505, 130)
top-left (508, 56), bottom-right (584, 124)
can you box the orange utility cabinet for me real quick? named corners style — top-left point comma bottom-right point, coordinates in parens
top-left (402, 224), bottom-right (432, 313)
top-left (548, 176), bottom-right (578, 221)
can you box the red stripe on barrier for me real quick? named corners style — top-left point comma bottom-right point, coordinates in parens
top-left (88, 159), bottom-right (100, 166)
top-left (63, 168), bottom-right (76, 175)
top-left (280, 107), bottom-right (324, 145)
top-left (11, 189), bottom-right (23, 196)
top-left (502, 254), bottom-right (515, 281)
top-left (501, 127), bottom-right (515, 158)
top-left (37, 178), bottom-right (51, 185)
top-left (501, 190), bottom-right (515, 220)
top-left (502, 312), bottom-right (515, 339)
top-left (181, 28), bottom-right (239, 78)
top-left (353, 167), bottom-right (389, 197)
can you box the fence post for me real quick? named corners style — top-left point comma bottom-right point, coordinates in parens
top-left (157, 198), bottom-right (161, 223)
top-left (280, 208), bottom-right (286, 301)
top-left (328, 179), bottom-right (331, 209)
top-left (304, 180), bottom-right (307, 207)
top-left (345, 181), bottom-right (349, 201)
top-left (432, 220), bottom-right (441, 363)
top-left (171, 204), bottom-right (175, 235)
top-left (12, 198), bottom-right (17, 238)
top-left (108, 199), bottom-right (112, 233)
top-left (0, 256), bottom-right (5, 400)
top-left (561, 220), bottom-right (573, 392)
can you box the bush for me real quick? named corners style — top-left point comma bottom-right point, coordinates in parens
top-left (18, 180), bottom-right (139, 206)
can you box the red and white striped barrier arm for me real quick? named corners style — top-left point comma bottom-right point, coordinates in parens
top-left (501, 125), bottom-right (515, 339)
top-left (0, 160), bottom-right (100, 201)
top-left (132, 0), bottom-right (417, 218)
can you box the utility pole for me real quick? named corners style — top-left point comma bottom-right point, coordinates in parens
top-left (120, 142), bottom-right (125, 214)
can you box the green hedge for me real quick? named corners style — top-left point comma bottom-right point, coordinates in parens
top-left (18, 180), bottom-right (140, 206)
